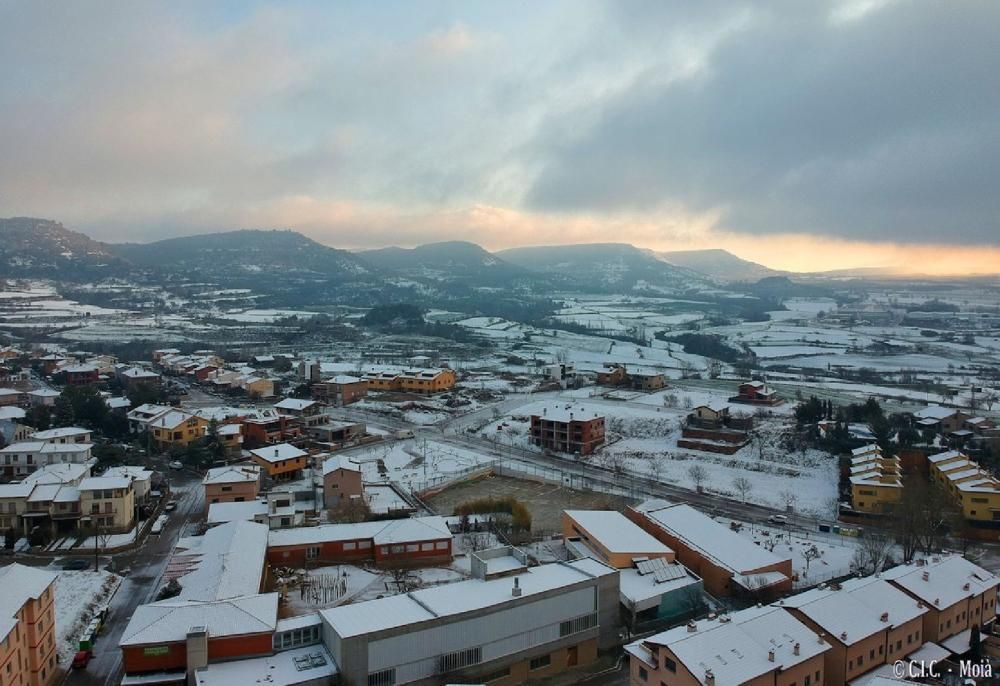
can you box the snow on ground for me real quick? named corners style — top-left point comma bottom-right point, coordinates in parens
top-left (78, 527), bottom-right (137, 549)
top-left (281, 565), bottom-right (380, 615)
top-left (54, 570), bottom-right (121, 665)
top-left (728, 520), bottom-right (858, 587)
top-left (349, 439), bottom-right (495, 492)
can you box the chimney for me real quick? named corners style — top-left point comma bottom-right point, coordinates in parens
top-left (687, 621), bottom-right (697, 633)
top-left (768, 649), bottom-right (775, 662)
top-left (818, 632), bottom-right (825, 644)
top-left (793, 642), bottom-right (800, 656)
top-left (512, 577), bottom-right (522, 597)
top-left (933, 598), bottom-right (940, 606)
top-left (840, 631), bottom-right (848, 641)
top-left (705, 670), bottom-right (715, 686)
top-left (922, 571), bottom-right (930, 581)
top-left (964, 582), bottom-right (971, 591)
top-left (274, 447), bottom-right (279, 458)
top-left (186, 626), bottom-right (208, 677)
top-left (880, 612), bottom-right (889, 623)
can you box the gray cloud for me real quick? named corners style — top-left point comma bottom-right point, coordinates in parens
top-left (527, 1), bottom-right (1000, 244)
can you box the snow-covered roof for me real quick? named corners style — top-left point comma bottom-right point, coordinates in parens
top-left (103, 465), bottom-right (153, 482)
top-left (105, 397), bottom-right (132, 409)
top-left (152, 410), bottom-right (200, 430)
top-left (0, 441), bottom-right (92, 455)
top-left (193, 644), bottom-right (337, 686)
top-left (0, 563), bottom-right (56, 641)
top-left (63, 364), bottom-right (97, 373)
top-left (203, 464), bottom-right (260, 485)
top-left (119, 593), bottom-right (278, 646)
top-left (778, 576), bottom-right (925, 643)
top-left (79, 476), bottom-right (131, 491)
top-left (325, 375), bottom-right (363, 384)
top-left (127, 403), bottom-right (174, 420)
top-left (637, 502), bottom-right (789, 574)
top-left (851, 443), bottom-right (880, 457)
top-left (173, 521), bottom-right (269, 602)
top-left (373, 515), bottom-right (451, 544)
top-left (23, 461), bottom-right (92, 484)
top-left (530, 403), bottom-right (604, 424)
top-left (0, 406), bottom-right (26, 420)
top-left (564, 510), bottom-right (673, 556)
top-left (322, 454), bottom-right (360, 475)
top-left (639, 605), bottom-right (829, 686)
top-left (321, 558), bottom-right (615, 638)
top-left (273, 398), bottom-right (317, 412)
top-left (881, 556), bottom-right (999, 609)
top-left (915, 405), bottom-right (962, 421)
top-left (31, 426), bottom-right (90, 440)
top-left (618, 565), bottom-right (698, 611)
top-left (206, 500), bottom-right (268, 525)
top-left (250, 443), bottom-right (307, 464)
top-left (27, 388), bottom-right (60, 397)
top-left (928, 450), bottom-right (964, 464)
top-left (122, 367), bottom-right (160, 379)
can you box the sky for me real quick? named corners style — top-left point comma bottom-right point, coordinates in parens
top-left (2, 0), bottom-right (999, 275)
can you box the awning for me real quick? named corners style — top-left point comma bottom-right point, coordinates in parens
top-left (733, 571), bottom-right (788, 591)
top-left (940, 628), bottom-right (977, 655)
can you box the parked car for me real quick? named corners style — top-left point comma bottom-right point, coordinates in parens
top-left (62, 558), bottom-right (90, 570)
top-left (767, 514), bottom-right (788, 525)
top-left (72, 650), bottom-right (93, 669)
top-left (164, 500), bottom-right (178, 512)
top-left (168, 460), bottom-right (184, 470)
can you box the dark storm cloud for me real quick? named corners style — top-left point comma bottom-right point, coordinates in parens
top-left (527, 1), bottom-right (1000, 244)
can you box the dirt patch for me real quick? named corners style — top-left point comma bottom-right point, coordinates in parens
top-left (426, 473), bottom-right (622, 535)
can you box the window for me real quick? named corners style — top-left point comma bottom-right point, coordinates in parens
top-left (390, 544), bottom-right (404, 554)
top-left (482, 667), bottom-right (510, 683)
top-left (805, 676), bottom-right (811, 686)
top-left (664, 657), bottom-right (677, 673)
top-left (367, 668), bottom-right (395, 686)
top-left (870, 649), bottom-right (875, 659)
top-left (273, 625), bottom-right (321, 651)
top-left (421, 542), bottom-right (434, 551)
top-left (406, 544), bottom-right (419, 552)
top-left (221, 486), bottom-right (232, 492)
top-left (306, 546), bottom-right (320, 560)
top-left (529, 655), bottom-right (551, 671)
top-left (435, 541), bottom-right (448, 550)
top-left (343, 542), bottom-right (357, 551)
top-left (359, 541), bottom-right (371, 549)
top-left (639, 666), bottom-right (648, 681)
top-left (438, 647), bottom-right (482, 673)
top-left (560, 613), bottom-right (598, 637)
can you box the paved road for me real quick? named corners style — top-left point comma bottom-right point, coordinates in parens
top-left (64, 470), bottom-right (202, 686)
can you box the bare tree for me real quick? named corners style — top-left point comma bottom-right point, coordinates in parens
top-left (385, 568), bottom-right (419, 593)
top-left (802, 545), bottom-right (821, 576)
top-left (688, 465), bottom-right (707, 492)
top-left (851, 532), bottom-right (893, 575)
top-left (648, 456), bottom-right (664, 484)
top-left (732, 476), bottom-right (753, 504)
top-left (778, 490), bottom-right (798, 512)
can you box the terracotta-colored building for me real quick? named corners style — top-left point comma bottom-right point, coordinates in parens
top-left (63, 365), bottom-right (99, 387)
top-left (311, 375), bottom-right (368, 406)
top-left (626, 605), bottom-right (829, 686)
top-left (321, 455), bottom-right (363, 509)
top-left (779, 576), bottom-right (927, 686)
top-left (731, 380), bottom-right (783, 405)
top-left (881, 555), bottom-right (999, 646)
top-left (266, 515), bottom-right (453, 568)
top-left (0, 564), bottom-right (58, 686)
top-left (626, 500), bottom-right (792, 598)
top-left (530, 406), bottom-right (605, 455)
top-left (203, 464), bottom-right (261, 512)
top-left (364, 368), bottom-right (456, 395)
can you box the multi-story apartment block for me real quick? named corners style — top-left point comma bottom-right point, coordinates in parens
top-left (79, 475), bottom-right (136, 533)
top-left (849, 444), bottom-right (902, 515)
top-left (529, 406), bottom-right (605, 456)
top-left (0, 564), bottom-right (58, 686)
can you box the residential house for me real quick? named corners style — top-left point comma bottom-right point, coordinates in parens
top-left (241, 376), bottom-right (275, 399)
top-left (0, 564), bottom-right (58, 686)
top-left (596, 364), bottom-right (628, 386)
top-left (881, 556), bottom-right (999, 648)
top-left (119, 366), bottom-right (162, 389)
top-left (913, 406), bottom-right (970, 435)
top-left (0, 388), bottom-right (24, 407)
top-left (688, 402), bottom-right (731, 428)
top-left (308, 420), bottom-right (365, 446)
top-left (273, 398), bottom-right (328, 429)
top-left (0, 462), bottom-right (93, 537)
top-left (126, 403), bottom-right (174, 433)
top-left (240, 408), bottom-right (301, 445)
top-left (926, 450), bottom-right (1000, 525)
top-left (731, 380), bottom-right (783, 406)
top-left (26, 389), bottom-right (59, 407)
top-left (63, 364), bottom-right (99, 387)
top-left (30, 427), bottom-right (91, 444)
top-left (322, 455), bottom-right (363, 509)
top-left (364, 367), bottom-right (457, 395)
top-left (149, 411), bottom-right (209, 449)
top-left (626, 605), bottom-right (830, 686)
top-left (529, 405), bottom-right (605, 455)
top-left (778, 576), bottom-right (927, 686)
top-left (626, 500), bottom-right (793, 598)
top-left (103, 466), bottom-right (154, 503)
top-left (310, 375), bottom-right (368, 406)
top-left (79, 475), bottom-right (135, 533)
top-left (249, 443), bottom-right (308, 481)
top-left (0, 441), bottom-right (93, 479)
top-left (203, 464), bottom-right (261, 512)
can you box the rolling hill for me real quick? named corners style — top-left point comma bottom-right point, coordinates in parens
top-left (657, 249), bottom-right (782, 282)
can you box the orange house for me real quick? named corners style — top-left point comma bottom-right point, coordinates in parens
top-left (202, 464), bottom-right (261, 512)
top-left (562, 509), bottom-right (675, 569)
top-left (249, 443), bottom-right (308, 480)
top-left (0, 564), bottom-right (58, 686)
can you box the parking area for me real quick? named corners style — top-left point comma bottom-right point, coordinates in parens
top-left (426, 473), bottom-right (621, 534)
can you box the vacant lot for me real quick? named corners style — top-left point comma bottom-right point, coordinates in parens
top-left (427, 473), bottom-right (621, 534)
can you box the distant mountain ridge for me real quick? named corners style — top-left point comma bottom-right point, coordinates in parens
top-left (358, 241), bottom-right (532, 287)
top-left (657, 248), bottom-right (782, 282)
top-left (497, 243), bottom-right (710, 292)
top-left (0, 217), bottom-right (125, 277)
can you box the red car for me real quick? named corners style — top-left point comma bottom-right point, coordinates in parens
top-left (72, 650), bottom-right (93, 669)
